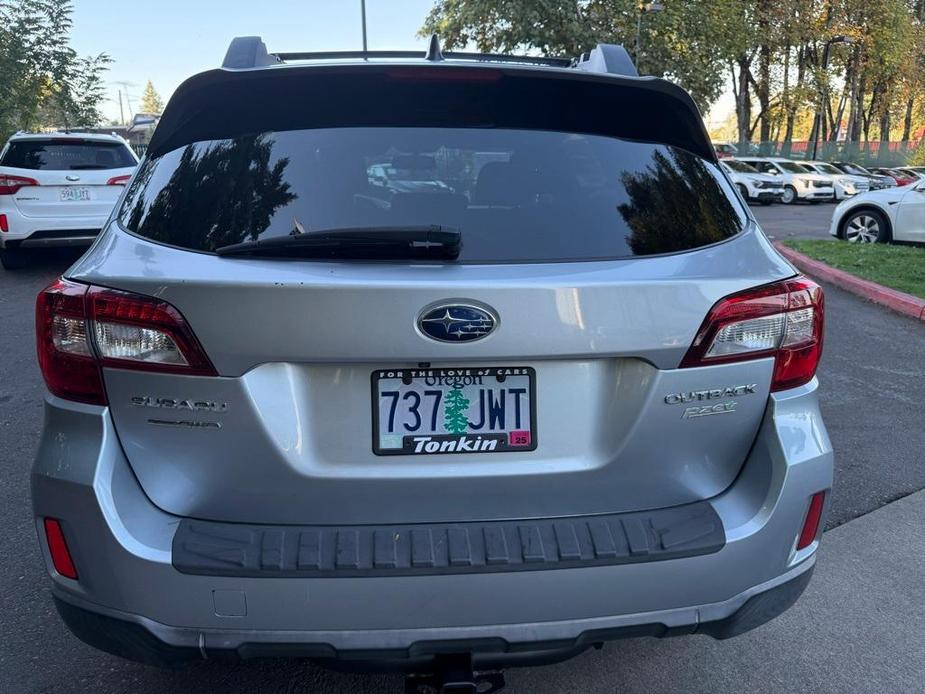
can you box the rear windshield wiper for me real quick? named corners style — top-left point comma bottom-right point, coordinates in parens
top-left (214, 225), bottom-right (461, 260)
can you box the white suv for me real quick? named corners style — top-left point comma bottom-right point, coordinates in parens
top-left (799, 161), bottom-right (869, 200)
top-left (736, 157), bottom-right (835, 205)
top-left (0, 132), bottom-right (137, 269)
top-left (720, 159), bottom-right (784, 205)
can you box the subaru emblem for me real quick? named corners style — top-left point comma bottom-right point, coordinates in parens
top-left (417, 303), bottom-right (497, 343)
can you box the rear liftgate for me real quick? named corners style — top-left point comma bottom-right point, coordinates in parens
top-left (222, 35), bottom-right (642, 694)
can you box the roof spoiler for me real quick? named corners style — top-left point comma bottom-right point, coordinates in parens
top-left (148, 37), bottom-right (714, 160)
top-left (220, 34), bottom-right (638, 77)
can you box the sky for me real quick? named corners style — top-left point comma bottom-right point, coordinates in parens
top-left (68, 0), bottom-right (732, 128)
top-left (69, 0), bottom-right (435, 123)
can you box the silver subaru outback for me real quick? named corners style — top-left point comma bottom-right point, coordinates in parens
top-left (32, 37), bottom-right (831, 687)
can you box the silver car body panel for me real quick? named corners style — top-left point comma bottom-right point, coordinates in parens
top-left (34, 382), bottom-right (831, 643)
top-left (63, 223), bottom-right (796, 525)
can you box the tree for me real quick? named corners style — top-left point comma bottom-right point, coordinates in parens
top-left (0, 0), bottom-right (111, 140)
top-left (139, 79), bottom-right (164, 114)
top-left (124, 134), bottom-right (297, 251)
top-left (420, 0), bottom-right (742, 111)
top-left (617, 149), bottom-right (742, 255)
top-left (420, 0), bottom-right (925, 155)
top-left (443, 387), bottom-right (470, 435)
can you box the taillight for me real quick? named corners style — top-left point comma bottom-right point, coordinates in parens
top-left (0, 174), bottom-right (39, 195)
top-left (106, 174), bottom-right (131, 186)
top-left (0, 214), bottom-right (8, 232)
top-left (680, 277), bottom-right (824, 392)
top-left (36, 279), bottom-right (104, 404)
top-left (87, 286), bottom-right (216, 375)
top-left (36, 279), bottom-right (216, 405)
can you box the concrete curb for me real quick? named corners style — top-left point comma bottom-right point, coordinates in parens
top-left (774, 241), bottom-right (925, 322)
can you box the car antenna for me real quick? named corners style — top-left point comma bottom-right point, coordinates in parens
top-left (425, 33), bottom-right (444, 62)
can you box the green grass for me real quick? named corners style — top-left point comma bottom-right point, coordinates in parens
top-left (783, 239), bottom-right (925, 300)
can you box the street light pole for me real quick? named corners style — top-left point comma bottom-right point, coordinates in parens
top-left (635, 10), bottom-right (642, 63)
top-left (634, 2), bottom-right (664, 74)
top-left (361, 0), bottom-right (368, 52)
top-left (812, 35), bottom-right (853, 161)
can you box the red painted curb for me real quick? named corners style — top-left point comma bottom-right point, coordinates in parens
top-left (774, 242), bottom-right (925, 322)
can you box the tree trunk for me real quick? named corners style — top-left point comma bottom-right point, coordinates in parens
top-left (779, 39), bottom-right (791, 154)
top-left (902, 97), bottom-right (915, 142)
top-left (784, 45), bottom-right (806, 148)
top-left (831, 80), bottom-right (850, 142)
top-left (734, 56), bottom-right (752, 146)
top-left (756, 1), bottom-right (772, 146)
top-left (864, 82), bottom-right (883, 143)
top-left (846, 53), bottom-right (864, 142)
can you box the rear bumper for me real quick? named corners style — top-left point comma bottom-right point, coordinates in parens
top-left (798, 189), bottom-right (835, 200)
top-left (0, 211), bottom-right (104, 248)
top-left (32, 381), bottom-right (833, 667)
top-left (3, 228), bottom-right (100, 248)
top-left (52, 562), bottom-right (815, 669)
top-left (751, 190), bottom-right (783, 202)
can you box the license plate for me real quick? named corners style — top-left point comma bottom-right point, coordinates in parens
top-left (59, 187), bottom-right (91, 202)
top-left (372, 367), bottom-right (536, 456)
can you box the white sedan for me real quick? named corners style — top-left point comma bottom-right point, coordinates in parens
top-left (830, 181), bottom-right (925, 243)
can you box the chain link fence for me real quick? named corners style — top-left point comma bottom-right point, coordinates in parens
top-left (724, 140), bottom-right (921, 167)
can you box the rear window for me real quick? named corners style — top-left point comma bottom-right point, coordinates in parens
top-left (724, 160), bottom-right (759, 173)
top-left (1, 139), bottom-right (136, 171)
top-left (119, 128), bottom-right (745, 262)
top-left (776, 161), bottom-right (808, 174)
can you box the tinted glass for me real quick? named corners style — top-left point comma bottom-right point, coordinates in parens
top-left (814, 163), bottom-right (842, 175)
top-left (837, 163), bottom-right (867, 175)
top-left (776, 161), bottom-right (807, 173)
top-left (120, 128), bottom-right (745, 262)
top-left (1, 140), bottom-right (136, 170)
top-left (724, 160), bottom-right (759, 173)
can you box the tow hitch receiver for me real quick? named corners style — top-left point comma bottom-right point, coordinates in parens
top-left (405, 654), bottom-right (506, 694)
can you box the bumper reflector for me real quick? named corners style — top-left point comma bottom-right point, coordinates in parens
top-left (796, 491), bottom-right (826, 550)
top-left (44, 518), bottom-right (78, 579)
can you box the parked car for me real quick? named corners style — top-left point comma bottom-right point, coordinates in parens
top-left (32, 38), bottom-right (831, 688)
top-left (828, 161), bottom-right (896, 190)
top-left (798, 161), bottom-right (870, 200)
top-left (0, 132), bottom-right (137, 269)
top-left (720, 159), bottom-right (784, 204)
top-left (713, 142), bottom-right (738, 159)
top-left (830, 177), bottom-right (925, 243)
top-left (735, 157), bottom-right (835, 204)
top-left (892, 166), bottom-right (925, 182)
top-left (870, 167), bottom-right (918, 187)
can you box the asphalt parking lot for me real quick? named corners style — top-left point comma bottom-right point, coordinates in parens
top-left (751, 198), bottom-right (834, 240)
top-left (2, 203), bottom-right (924, 693)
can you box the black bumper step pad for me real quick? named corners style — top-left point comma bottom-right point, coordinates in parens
top-left (172, 501), bottom-right (724, 578)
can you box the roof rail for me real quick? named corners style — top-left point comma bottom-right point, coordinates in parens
top-left (269, 49), bottom-right (573, 68)
top-left (220, 36), bottom-right (635, 76)
top-left (575, 44), bottom-right (638, 77)
top-left (222, 36), bottom-right (281, 69)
